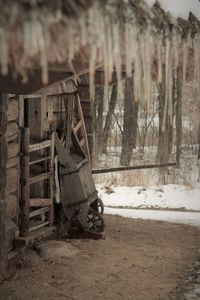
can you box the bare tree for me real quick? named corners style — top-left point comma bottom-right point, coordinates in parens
top-left (93, 86), bottom-right (104, 161)
top-left (175, 74), bottom-right (182, 167)
top-left (120, 76), bottom-right (138, 166)
top-left (101, 84), bottom-right (117, 154)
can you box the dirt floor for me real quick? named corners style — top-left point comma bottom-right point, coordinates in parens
top-left (1, 215), bottom-right (200, 300)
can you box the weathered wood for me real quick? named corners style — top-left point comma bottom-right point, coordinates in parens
top-left (75, 94), bottom-right (90, 160)
top-left (29, 221), bottom-right (50, 232)
top-left (17, 97), bottom-right (23, 227)
top-left (6, 167), bottom-right (18, 194)
top-left (29, 155), bottom-right (51, 166)
top-left (92, 162), bottom-right (176, 174)
top-left (29, 140), bottom-right (51, 152)
top-left (46, 79), bottom-right (77, 96)
top-left (7, 142), bottom-right (18, 158)
top-left (6, 221), bottom-right (17, 251)
top-left (0, 112), bottom-right (7, 134)
top-left (8, 100), bottom-right (18, 122)
top-left (7, 141), bottom-right (19, 168)
top-left (20, 128), bottom-right (30, 237)
top-left (64, 93), bottom-right (74, 151)
top-left (48, 132), bottom-right (55, 225)
top-left (18, 96), bottom-right (24, 128)
top-left (29, 198), bottom-right (51, 207)
top-left (74, 119), bottom-right (83, 133)
top-left (29, 206), bottom-right (50, 218)
top-left (51, 112), bottom-right (65, 129)
top-left (0, 137), bottom-right (7, 170)
top-left (6, 122), bottom-right (18, 142)
top-left (47, 96), bottom-right (65, 112)
top-left (6, 157), bottom-right (18, 168)
top-left (29, 172), bottom-right (51, 185)
top-left (5, 194), bottom-right (17, 221)
top-left (0, 93), bottom-right (8, 280)
top-left (6, 142), bottom-right (19, 180)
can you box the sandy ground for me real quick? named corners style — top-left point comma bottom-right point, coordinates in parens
top-left (1, 215), bottom-right (200, 300)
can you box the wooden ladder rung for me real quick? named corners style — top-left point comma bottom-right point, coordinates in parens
top-left (29, 222), bottom-right (50, 232)
top-left (74, 119), bottom-right (83, 133)
top-left (29, 140), bottom-right (51, 152)
top-left (29, 198), bottom-right (51, 207)
top-left (29, 156), bottom-right (51, 165)
top-left (29, 207), bottom-right (50, 218)
top-left (29, 172), bottom-right (52, 184)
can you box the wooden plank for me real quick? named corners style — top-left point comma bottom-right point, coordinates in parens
top-left (6, 167), bottom-right (18, 194)
top-left (29, 206), bottom-right (50, 218)
top-left (77, 95), bottom-right (91, 161)
top-left (48, 132), bottom-right (55, 225)
top-left (47, 96), bottom-right (65, 112)
top-left (20, 128), bottom-right (30, 237)
top-left (8, 99), bottom-right (18, 122)
top-left (14, 225), bottom-right (56, 248)
top-left (0, 93), bottom-right (8, 280)
top-left (6, 157), bottom-right (18, 168)
top-left (29, 140), bottom-right (51, 152)
top-left (18, 96), bottom-right (24, 128)
top-left (92, 162), bottom-right (177, 174)
top-left (29, 155), bottom-right (51, 166)
top-left (74, 119), bottom-right (83, 133)
top-left (17, 96), bottom-right (23, 227)
top-left (6, 122), bottom-right (18, 142)
top-left (46, 79), bottom-right (77, 96)
top-left (6, 221), bottom-right (17, 251)
top-left (51, 113), bottom-right (65, 129)
top-left (29, 198), bottom-right (51, 207)
top-left (64, 93), bottom-right (74, 151)
top-left (29, 172), bottom-right (51, 185)
top-left (29, 221), bottom-right (50, 232)
top-left (7, 142), bottom-right (18, 159)
top-left (5, 194), bottom-right (17, 221)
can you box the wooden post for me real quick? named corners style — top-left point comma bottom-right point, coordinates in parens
top-left (0, 94), bottom-right (8, 280)
top-left (20, 128), bottom-right (30, 236)
top-left (47, 132), bottom-right (55, 225)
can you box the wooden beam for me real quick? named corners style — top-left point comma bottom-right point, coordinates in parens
top-left (92, 162), bottom-right (176, 174)
top-left (0, 94), bottom-right (8, 280)
top-left (20, 128), bottom-right (30, 237)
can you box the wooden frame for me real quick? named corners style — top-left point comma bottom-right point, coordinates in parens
top-left (0, 94), bottom-right (8, 280)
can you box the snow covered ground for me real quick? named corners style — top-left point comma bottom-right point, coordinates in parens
top-left (97, 184), bottom-right (200, 227)
top-left (97, 184), bottom-right (200, 211)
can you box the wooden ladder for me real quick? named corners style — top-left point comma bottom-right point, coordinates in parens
top-left (20, 129), bottom-right (55, 236)
top-left (72, 94), bottom-right (90, 161)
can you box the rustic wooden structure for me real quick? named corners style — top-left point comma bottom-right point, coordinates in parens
top-left (0, 79), bottom-right (94, 279)
top-left (0, 0), bottom-right (199, 280)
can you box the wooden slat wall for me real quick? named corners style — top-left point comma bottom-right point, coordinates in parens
top-left (47, 95), bottom-right (66, 130)
top-left (5, 96), bottom-right (20, 252)
top-left (0, 94), bottom-right (8, 280)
